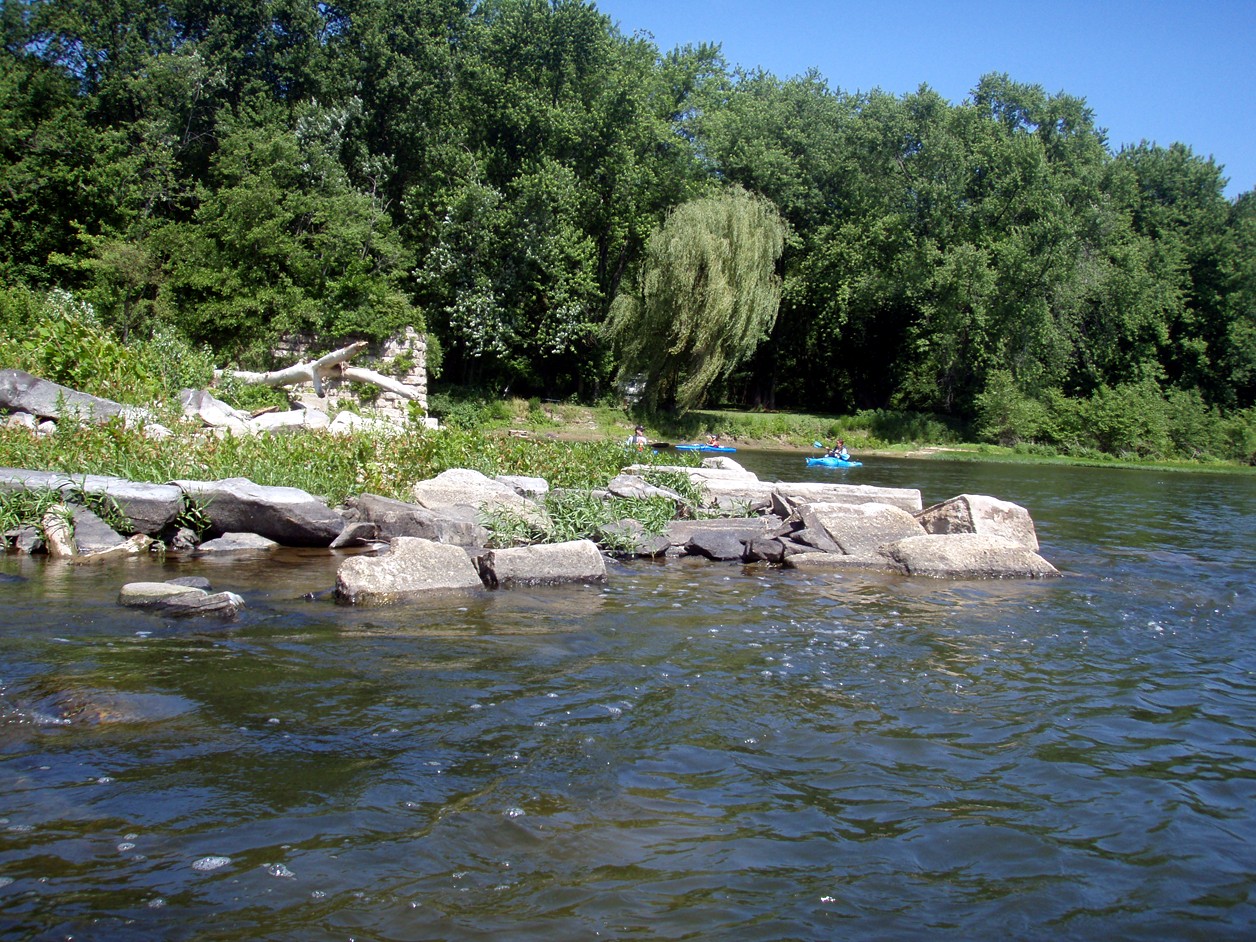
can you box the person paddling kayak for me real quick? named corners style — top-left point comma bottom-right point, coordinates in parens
top-left (825, 439), bottom-right (850, 461)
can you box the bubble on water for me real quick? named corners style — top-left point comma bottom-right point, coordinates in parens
top-left (267, 717), bottom-right (281, 725)
top-left (124, 833), bottom-right (138, 840)
top-left (96, 777), bottom-right (113, 784)
top-left (0, 877), bottom-right (14, 890)
top-left (192, 855), bottom-right (232, 872)
top-left (266, 863), bottom-right (296, 878)
top-left (310, 890), bottom-right (326, 899)
top-left (504, 807), bottom-right (525, 818)
top-left (7, 824), bottom-right (34, 833)
top-left (604, 706), bottom-right (622, 718)
top-left (117, 842), bottom-right (136, 852)
top-left (545, 692), bottom-right (558, 698)
top-left (469, 703), bottom-right (482, 711)
top-left (147, 897), bottom-right (166, 909)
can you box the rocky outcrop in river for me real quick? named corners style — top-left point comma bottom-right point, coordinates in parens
top-left (1, 456), bottom-right (1059, 611)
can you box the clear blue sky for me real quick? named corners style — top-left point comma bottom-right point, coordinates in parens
top-left (593, 0), bottom-right (1255, 199)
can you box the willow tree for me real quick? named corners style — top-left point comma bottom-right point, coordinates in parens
top-left (606, 186), bottom-right (788, 411)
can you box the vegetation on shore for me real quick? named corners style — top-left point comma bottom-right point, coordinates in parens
top-left (1, 0), bottom-right (1252, 462)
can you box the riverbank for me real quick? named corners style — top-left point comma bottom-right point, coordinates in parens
top-left (502, 412), bottom-right (1254, 474)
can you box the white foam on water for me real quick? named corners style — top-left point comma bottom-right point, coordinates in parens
top-left (191, 855), bottom-right (232, 872)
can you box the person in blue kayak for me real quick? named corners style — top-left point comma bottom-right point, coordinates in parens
top-left (631, 425), bottom-right (648, 450)
top-left (825, 439), bottom-right (850, 460)
top-left (706, 432), bottom-right (721, 446)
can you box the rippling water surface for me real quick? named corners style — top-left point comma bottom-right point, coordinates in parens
top-left (1, 455), bottom-right (1254, 940)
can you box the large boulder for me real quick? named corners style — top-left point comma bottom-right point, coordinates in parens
top-left (0, 468), bottom-right (183, 535)
top-left (347, 493), bottom-right (488, 547)
top-left (477, 539), bottom-right (607, 588)
top-left (335, 537), bottom-right (486, 604)
top-left (915, 494), bottom-right (1040, 551)
top-left (884, 533), bottom-right (1060, 579)
top-left (170, 477), bottom-right (344, 546)
top-left (0, 369), bottom-right (149, 425)
top-left (798, 501), bottom-right (926, 556)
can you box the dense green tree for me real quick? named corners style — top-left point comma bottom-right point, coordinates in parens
top-left (605, 185), bottom-right (787, 411)
top-left (158, 99), bottom-right (417, 361)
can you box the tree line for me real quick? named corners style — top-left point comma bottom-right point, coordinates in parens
top-left (1, 0), bottom-right (1252, 455)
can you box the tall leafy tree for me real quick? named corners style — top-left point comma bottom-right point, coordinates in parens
top-left (605, 185), bottom-right (788, 411)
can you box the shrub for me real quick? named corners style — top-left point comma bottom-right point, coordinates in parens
top-left (974, 370), bottom-right (1051, 446)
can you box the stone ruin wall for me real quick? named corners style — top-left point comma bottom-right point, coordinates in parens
top-left (273, 327), bottom-right (428, 423)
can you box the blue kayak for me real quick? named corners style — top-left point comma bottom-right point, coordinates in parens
top-left (675, 443), bottom-right (737, 453)
top-left (807, 455), bottom-right (862, 468)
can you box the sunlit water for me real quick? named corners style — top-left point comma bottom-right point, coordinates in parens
top-left (2, 454), bottom-right (1254, 941)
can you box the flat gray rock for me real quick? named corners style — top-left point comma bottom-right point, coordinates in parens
top-left (773, 482), bottom-right (923, 515)
top-left (0, 369), bottom-right (148, 424)
top-left (0, 468), bottom-right (183, 535)
top-left (68, 506), bottom-right (125, 554)
top-left (495, 474), bottom-right (550, 498)
top-left (171, 477), bottom-right (344, 546)
top-left (784, 552), bottom-right (903, 573)
top-left (606, 474), bottom-right (682, 502)
top-left (478, 539), bottom-right (607, 588)
top-left (118, 581), bottom-right (244, 618)
top-left (348, 493), bottom-right (488, 547)
top-left (197, 532), bottom-right (279, 553)
top-left (411, 468), bottom-right (544, 522)
top-left (335, 536), bottom-right (486, 604)
top-left (885, 533), bottom-right (1060, 579)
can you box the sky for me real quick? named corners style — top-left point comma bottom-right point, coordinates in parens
top-left (593, 0), bottom-right (1256, 198)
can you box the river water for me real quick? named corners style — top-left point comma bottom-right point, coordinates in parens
top-left (1, 453), bottom-right (1254, 941)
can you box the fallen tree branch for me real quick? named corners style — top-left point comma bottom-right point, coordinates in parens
top-left (213, 341), bottom-right (379, 398)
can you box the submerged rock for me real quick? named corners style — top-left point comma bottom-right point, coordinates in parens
top-left (118, 581), bottom-right (245, 618)
top-left (196, 532), bottom-right (279, 553)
